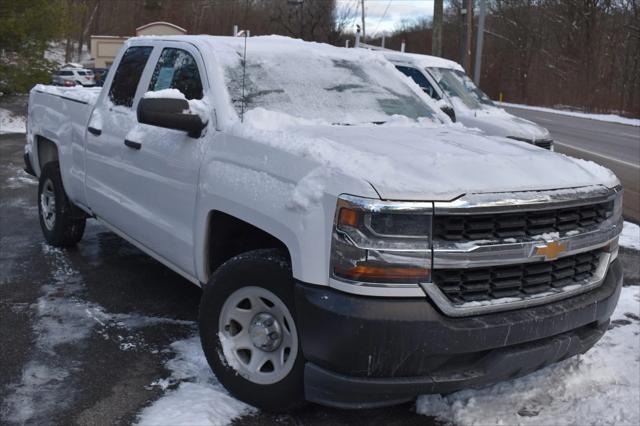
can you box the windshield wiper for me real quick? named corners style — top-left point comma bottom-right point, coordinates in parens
top-left (331, 121), bottom-right (386, 126)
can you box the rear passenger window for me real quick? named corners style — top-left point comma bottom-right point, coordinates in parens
top-left (109, 46), bottom-right (153, 107)
top-left (148, 48), bottom-right (203, 100)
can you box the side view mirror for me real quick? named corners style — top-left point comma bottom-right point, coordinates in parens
top-left (440, 105), bottom-right (456, 122)
top-left (137, 97), bottom-right (207, 138)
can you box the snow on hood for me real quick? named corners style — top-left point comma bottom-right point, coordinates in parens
top-left (233, 109), bottom-right (618, 201)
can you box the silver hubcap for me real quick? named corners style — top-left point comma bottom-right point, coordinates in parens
top-left (40, 179), bottom-right (56, 230)
top-left (219, 286), bottom-right (298, 385)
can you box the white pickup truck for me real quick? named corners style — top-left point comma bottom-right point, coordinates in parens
top-left (25, 35), bottom-right (624, 411)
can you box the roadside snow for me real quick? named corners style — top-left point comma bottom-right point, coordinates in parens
top-left (621, 221), bottom-right (640, 250)
top-left (497, 102), bottom-right (640, 127)
top-left (136, 337), bottom-right (254, 426)
top-left (0, 108), bottom-right (26, 134)
top-left (416, 286), bottom-right (640, 426)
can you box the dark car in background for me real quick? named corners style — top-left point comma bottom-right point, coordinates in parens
top-left (91, 68), bottom-right (109, 87)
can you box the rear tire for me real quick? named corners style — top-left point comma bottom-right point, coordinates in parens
top-left (199, 249), bottom-right (305, 412)
top-left (38, 161), bottom-right (86, 247)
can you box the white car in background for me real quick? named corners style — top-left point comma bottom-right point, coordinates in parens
top-left (52, 67), bottom-right (96, 87)
top-left (385, 51), bottom-right (554, 150)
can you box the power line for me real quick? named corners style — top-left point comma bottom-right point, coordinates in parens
top-left (372, 0), bottom-right (393, 38)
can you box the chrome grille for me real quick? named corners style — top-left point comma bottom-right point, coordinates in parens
top-left (432, 250), bottom-right (601, 304)
top-left (433, 201), bottom-right (613, 241)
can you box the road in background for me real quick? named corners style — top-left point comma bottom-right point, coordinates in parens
top-left (504, 106), bottom-right (640, 222)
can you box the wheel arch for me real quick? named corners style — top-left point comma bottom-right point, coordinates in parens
top-left (203, 210), bottom-right (297, 281)
top-left (34, 135), bottom-right (59, 175)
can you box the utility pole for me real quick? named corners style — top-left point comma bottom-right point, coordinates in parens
top-left (432, 0), bottom-right (443, 56)
top-left (461, 0), bottom-right (473, 71)
top-left (360, 0), bottom-right (366, 41)
top-left (473, 0), bottom-right (486, 85)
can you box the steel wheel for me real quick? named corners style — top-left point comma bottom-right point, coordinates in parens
top-left (218, 286), bottom-right (298, 385)
top-left (40, 178), bottom-right (56, 231)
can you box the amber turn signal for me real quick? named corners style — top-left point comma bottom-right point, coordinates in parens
top-left (338, 207), bottom-right (360, 228)
top-left (334, 262), bottom-right (430, 283)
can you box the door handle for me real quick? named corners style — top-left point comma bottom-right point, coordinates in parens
top-left (124, 139), bottom-right (142, 150)
top-left (88, 126), bottom-right (101, 136)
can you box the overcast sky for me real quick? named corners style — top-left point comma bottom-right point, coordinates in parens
top-left (336, 0), bottom-right (435, 36)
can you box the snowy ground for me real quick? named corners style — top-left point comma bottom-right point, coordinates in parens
top-left (497, 102), bottom-right (640, 127)
top-left (0, 108), bottom-right (26, 134)
top-left (417, 285), bottom-right (640, 426)
top-left (621, 221), bottom-right (640, 251)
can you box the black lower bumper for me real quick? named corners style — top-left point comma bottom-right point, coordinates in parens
top-left (294, 260), bottom-right (623, 409)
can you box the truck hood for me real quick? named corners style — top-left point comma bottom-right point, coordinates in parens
top-left (456, 106), bottom-right (551, 140)
top-left (284, 123), bottom-right (618, 201)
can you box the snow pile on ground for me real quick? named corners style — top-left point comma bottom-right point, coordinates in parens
top-left (4, 164), bottom-right (37, 189)
top-left (136, 336), bottom-right (254, 426)
top-left (497, 102), bottom-right (640, 127)
top-left (416, 286), bottom-right (640, 426)
top-left (0, 108), bottom-right (26, 134)
top-left (621, 221), bottom-right (640, 250)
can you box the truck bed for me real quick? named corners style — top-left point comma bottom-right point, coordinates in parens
top-left (32, 84), bottom-right (102, 106)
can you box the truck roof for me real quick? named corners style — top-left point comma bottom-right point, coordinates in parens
top-left (127, 34), bottom-right (367, 59)
top-left (382, 51), bottom-right (465, 72)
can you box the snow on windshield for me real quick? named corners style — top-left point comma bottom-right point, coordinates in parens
top-left (218, 38), bottom-right (437, 124)
top-left (429, 67), bottom-right (495, 110)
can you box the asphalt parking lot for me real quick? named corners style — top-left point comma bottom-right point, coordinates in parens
top-left (0, 131), bottom-right (433, 425)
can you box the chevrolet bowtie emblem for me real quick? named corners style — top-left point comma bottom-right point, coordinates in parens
top-left (535, 240), bottom-right (567, 260)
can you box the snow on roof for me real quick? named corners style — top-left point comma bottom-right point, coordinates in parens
top-left (382, 51), bottom-right (465, 72)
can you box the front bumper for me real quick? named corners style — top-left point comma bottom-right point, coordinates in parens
top-left (295, 259), bottom-right (623, 409)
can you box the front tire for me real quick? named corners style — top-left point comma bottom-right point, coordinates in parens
top-left (38, 161), bottom-right (86, 247)
top-left (199, 249), bottom-right (305, 412)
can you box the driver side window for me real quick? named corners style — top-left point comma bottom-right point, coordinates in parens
top-left (148, 48), bottom-right (203, 100)
top-left (395, 65), bottom-right (441, 100)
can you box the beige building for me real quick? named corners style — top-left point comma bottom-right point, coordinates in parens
top-left (90, 22), bottom-right (187, 68)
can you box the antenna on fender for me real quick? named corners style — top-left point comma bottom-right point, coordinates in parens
top-left (234, 26), bottom-right (250, 123)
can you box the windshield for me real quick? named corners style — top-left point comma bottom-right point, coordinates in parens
top-left (427, 67), bottom-right (495, 110)
top-left (221, 46), bottom-right (438, 124)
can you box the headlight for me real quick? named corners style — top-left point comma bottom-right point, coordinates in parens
top-left (330, 195), bottom-right (432, 284)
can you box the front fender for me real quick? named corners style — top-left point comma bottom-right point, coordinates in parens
top-left (193, 133), bottom-right (377, 285)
